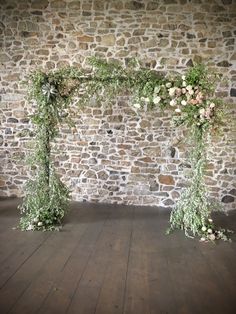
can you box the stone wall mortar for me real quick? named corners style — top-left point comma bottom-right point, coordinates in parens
top-left (0, 0), bottom-right (235, 209)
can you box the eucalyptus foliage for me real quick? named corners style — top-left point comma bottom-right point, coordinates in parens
top-left (20, 58), bottom-right (229, 240)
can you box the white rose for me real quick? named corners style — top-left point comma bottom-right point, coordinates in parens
top-left (182, 81), bottom-right (187, 87)
top-left (210, 103), bottom-right (215, 109)
top-left (38, 222), bottom-right (43, 227)
top-left (199, 108), bottom-right (205, 115)
top-left (208, 218), bottom-right (213, 223)
top-left (208, 234), bottom-right (216, 241)
top-left (27, 224), bottom-right (34, 231)
top-left (200, 237), bottom-right (206, 242)
top-left (153, 96), bottom-right (161, 104)
top-left (141, 97), bottom-right (150, 102)
top-left (154, 86), bottom-right (161, 94)
top-left (181, 88), bottom-right (186, 94)
top-left (202, 226), bottom-right (207, 232)
top-left (166, 82), bottom-right (172, 88)
top-left (181, 100), bottom-right (187, 106)
top-left (186, 85), bottom-right (192, 91)
top-left (175, 108), bottom-right (181, 113)
top-left (133, 103), bottom-right (141, 109)
top-left (207, 228), bottom-right (213, 234)
top-left (170, 99), bottom-right (177, 106)
top-left (182, 75), bottom-right (186, 80)
top-left (33, 217), bottom-right (39, 223)
top-left (188, 90), bottom-right (194, 95)
top-left (169, 87), bottom-right (176, 97)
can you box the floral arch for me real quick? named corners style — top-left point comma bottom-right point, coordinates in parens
top-left (19, 57), bottom-right (230, 242)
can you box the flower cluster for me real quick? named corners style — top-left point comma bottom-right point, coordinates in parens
top-left (129, 64), bottom-right (223, 136)
top-left (166, 75), bottom-right (204, 111)
top-left (129, 65), bottom-right (223, 134)
top-left (150, 74), bottom-right (219, 130)
top-left (199, 219), bottom-right (231, 242)
top-left (25, 217), bottom-right (43, 231)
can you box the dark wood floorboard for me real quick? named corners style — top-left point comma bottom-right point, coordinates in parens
top-left (0, 198), bottom-right (236, 314)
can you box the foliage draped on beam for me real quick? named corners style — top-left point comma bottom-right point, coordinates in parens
top-left (19, 57), bottom-right (230, 241)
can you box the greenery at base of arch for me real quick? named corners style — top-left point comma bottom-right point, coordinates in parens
top-left (19, 57), bottom-right (231, 241)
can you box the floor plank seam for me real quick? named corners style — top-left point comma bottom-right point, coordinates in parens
top-left (0, 233), bottom-right (52, 290)
top-left (64, 210), bottom-right (111, 314)
top-left (121, 207), bottom-right (135, 314)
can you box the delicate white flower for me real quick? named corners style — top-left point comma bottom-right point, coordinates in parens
top-left (166, 82), bottom-right (172, 88)
top-left (153, 96), bottom-right (161, 104)
top-left (186, 85), bottom-right (193, 91)
top-left (182, 81), bottom-right (187, 87)
top-left (181, 100), bottom-right (187, 106)
top-left (200, 237), bottom-right (206, 242)
top-left (208, 218), bottom-right (213, 223)
top-left (27, 224), bottom-right (34, 231)
top-left (202, 226), bottom-right (207, 232)
top-left (175, 108), bottom-right (181, 113)
top-left (188, 89), bottom-right (194, 95)
top-left (181, 88), bottom-right (186, 94)
top-left (170, 99), bottom-right (177, 106)
top-left (169, 87), bottom-right (176, 97)
top-left (208, 234), bottom-right (216, 241)
top-left (33, 217), bottom-right (39, 223)
top-left (133, 103), bottom-right (141, 109)
top-left (207, 228), bottom-right (213, 234)
top-left (199, 108), bottom-right (205, 115)
top-left (182, 75), bottom-right (186, 80)
top-left (210, 103), bottom-right (215, 109)
top-left (141, 97), bottom-right (150, 103)
top-left (38, 221), bottom-right (43, 227)
top-left (154, 86), bottom-right (161, 94)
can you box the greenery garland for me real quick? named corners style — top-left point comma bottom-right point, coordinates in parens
top-left (19, 58), bottom-right (231, 241)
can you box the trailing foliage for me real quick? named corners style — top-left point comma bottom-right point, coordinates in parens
top-left (20, 57), bottom-right (230, 240)
top-left (167, 128), bottom-right (230, 241)
top-left (164, 65), bottom-right (230, 241)
top-left (19, 71), bottom-right (71, 231)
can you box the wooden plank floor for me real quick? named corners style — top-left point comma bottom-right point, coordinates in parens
top-left (0, 198), bottom-right (236, 314)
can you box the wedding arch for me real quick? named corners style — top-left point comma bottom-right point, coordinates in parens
top-left (19, 57), bottom-right (230, 242)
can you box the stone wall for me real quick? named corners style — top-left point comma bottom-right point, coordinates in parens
top-left (0, 0), bottom-right (236, 209)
